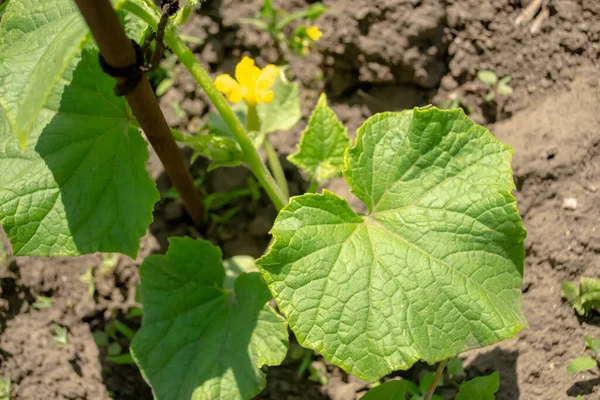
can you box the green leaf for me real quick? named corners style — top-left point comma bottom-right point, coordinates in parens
top-left (562, 278), bottom-right (600, 316)
top-left (257, 77), bottom-right (301, 134)
top-left (0, 49), bottom-right (159, 257)
top-left (305, 3), bottom-right (328, 20)
top-left (32, 295), bottom-right (54, 310)
top-left (585, 336), bottom-right (600, 357)
top-left (498, 76), bottom-right (513, 86)
top-left (562, 281), bottom-right (580, 304)
top-left (205, 106), bottom-right (247, 139)
top-left (108, 342), bottom-right (122, 356)
top-left (456, 371), bottom-right (500, 400)
top-left (0, 377), bottom-right (11, 400)
top-left (0, 0), bottom-right (89, 147)
top-left (580, 277), bottom-right (600, 295)
top-left (258, 108), bottom-right (527, 382)
top-left (447, 357), bottom-right (465, 376)
top-left (131, 237), bottom-right (289, 400)
top-left (496, 83), bottom-right (513, 97)
top-left (477, 70), bottom-right (498, 86)
top-left (174, 129), bottom-right (244, 171)
top-left (93, 331), bottom-right (109, 346)
top-left (288, 94), bottom-right (350, 183)
top-left (361, 380), bottom-right (414, 400)
top-left (567, 356), bottom-right (597, 377)
top-left (261, 0), bottom-right (276, 24)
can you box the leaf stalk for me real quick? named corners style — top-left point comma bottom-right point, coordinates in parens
top-left (247, 106), bottom-right (289, 199)
top-left (424, 359), bottom-right (448, 400)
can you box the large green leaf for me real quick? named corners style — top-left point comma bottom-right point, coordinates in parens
top-left (0, 0), bottom-right (154, 146)
top-left (0, 49), bottom-right (159, 257)
top-left (0, 0), bottom-right (89, 147)
top-left (258, 107), bottom-right (527, 381)
top-left (131, 237), bottom-right (288, 400)
top-left (455, 371), bottom-right (500, 400)
top-left (288, 93), bottom-right (349, 183)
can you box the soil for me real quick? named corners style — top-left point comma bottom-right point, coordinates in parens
top-left (1, 0), bottom-right (599, 399)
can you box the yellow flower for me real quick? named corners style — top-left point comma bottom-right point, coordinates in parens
top-left (215, 57), bottom-right (280, 107)
top-left (306, 26), bottom-right (322, 41)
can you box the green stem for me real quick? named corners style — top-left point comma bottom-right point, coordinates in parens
top-left (424, 359), bottom-right (448, 400)
top-left (296, 348), bottom-right (312, 378)
top-left (277, 10), bottom-right (311, 30)
top-left (164, 34), bottom-right (287, 210)
top-left (306, 180), bottom-right (318, 194)
top-left (121, 0), bottom-right (159, 28)
top-left (264, 139), bottom-right (290, 199)
top-left (247, 106), bottom-right (289, 200)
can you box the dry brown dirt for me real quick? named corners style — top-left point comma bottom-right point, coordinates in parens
top-left (1, 0), bottom-right (599, 399)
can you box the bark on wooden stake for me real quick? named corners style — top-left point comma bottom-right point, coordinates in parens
top-left (74, 0), bottom-right (205, 224)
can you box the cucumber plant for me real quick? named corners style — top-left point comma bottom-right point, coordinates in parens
top-left (0, 0), bottom-right (527, 399)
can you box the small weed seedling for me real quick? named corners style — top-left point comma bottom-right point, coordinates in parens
top-left (99, 253), bottom-right (120, 276)
top-left (290, 346), bottom-right (328, 385)
top-left (94, 319), bottom-right (137, 365)
top-left (562, 277), bottom-right (600, 316)
top-left (0, 1), bottom-right (528, 399)
top-left (52, 324), bottom-right (69, 346)
top-left (240, 0), bottom-right (326, 60)
top-left (477, 70), bottom-right (514, 102)
top-left (567, 336), bottom-right (600, 377)
top-left (79, 267), bottom-right (95, 297)
top-left (0, 377), bottom-right (11, 400)
top-left (31, 295), bottom-right (53, 310)
top-left (361, 370), bottom-right (499, 400)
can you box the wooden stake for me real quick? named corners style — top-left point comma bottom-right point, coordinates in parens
top-left (74, 0), bottom-right (204, 224)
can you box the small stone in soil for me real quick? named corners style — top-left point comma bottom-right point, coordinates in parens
top-left (562, 197), bottom-right (578, 210)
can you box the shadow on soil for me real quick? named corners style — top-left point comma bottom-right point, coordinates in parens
top-left (468, 348), bottom-right (519, 400)
top-left (86, 311), bottom-right (153, 400)
top-left (567, 377), bottom-right (600, 398)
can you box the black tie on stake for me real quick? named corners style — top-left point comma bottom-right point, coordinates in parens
top-left (97, 0), bottom-right (180, 96)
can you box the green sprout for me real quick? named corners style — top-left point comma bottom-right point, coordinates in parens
top-left (52, 324), bottom-right (68, 346)
top-left (477, 70), bottom-right (514, 102)
top-left (562, 277), bottom-right (600, 316)
top-left (32, 295), bottom-right (53, 310)
top-left (79, 267), bottom-right (95, 297)
top-left (240, 0), bottom-right (327, 60)
top-left (0, 377), bottom-right (11, 400)
top-left (567, 336), bottom-right (600, 377)
top-left (99, 253), bottom-right (120, 276)
top-left (94, 319), bottom-right (137, 365)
